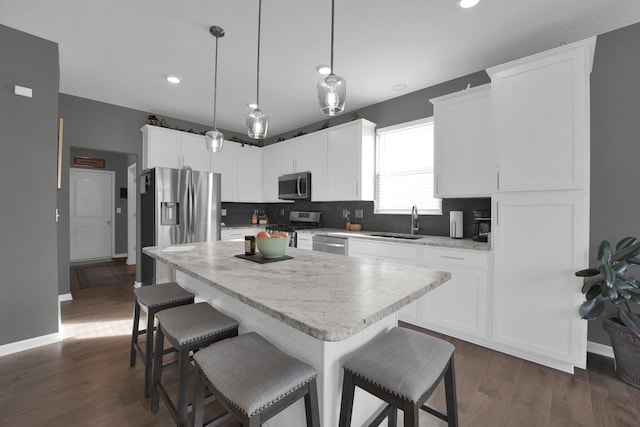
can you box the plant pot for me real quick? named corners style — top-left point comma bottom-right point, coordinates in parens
top-left (602, 314), bottom-right (640, 389)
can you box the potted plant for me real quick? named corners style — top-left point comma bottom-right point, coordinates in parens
top-left (576, 236), bottom-right (640, 388)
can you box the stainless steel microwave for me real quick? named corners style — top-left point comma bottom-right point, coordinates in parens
top-left (278, 172), bottom-right (311, 200)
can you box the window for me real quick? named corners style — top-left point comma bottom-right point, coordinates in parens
top-left (375, 117), bottom-right (441, 214)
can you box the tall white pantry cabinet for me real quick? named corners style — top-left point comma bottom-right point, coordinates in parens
top-left (487, 37), bottom-right (595, 373)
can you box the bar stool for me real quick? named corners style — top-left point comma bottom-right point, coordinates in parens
top-left (338, 326), bottom-right (458, 427)
top-left (130, 282), bottom-right (195, 398)
top-left (191, 332), bottom-right (320, 427)
top-left (151, 302), bottom-right (239, 427)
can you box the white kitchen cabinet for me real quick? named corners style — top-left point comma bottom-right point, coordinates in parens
top-left (492, 192), bottom-right (588, 372)
top-left (261, 144), bottom-right (283, 203)
top-left (212, 143), bottom-right (262, 202)
top-left (221, 227), bottom-right (262, 241)
top-left (487, 37), bottom-right (595, 192)
top-left (348, 238), bottom-right (418, 266)
top-left (280, 137), bottom-right (311, 175)
top-left (324, 119), bottom-right (376, 201)
top-left (417, 247), bottom-right (490, 342)
top-left (430, 84), bottom-right (493, 197)
top-left (141, 125), bottom-right (210, 172)
top-left (235, 145), bottom-right (262, 202)
top-left (296, 232), bottom-right (313, 251)
top-left (485, 37), bottom-right (593, 373)
top-left (309, 132), bottom-right (328, 201)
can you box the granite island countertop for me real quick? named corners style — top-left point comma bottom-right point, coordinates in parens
top-left (143, 241), bottom-right (450, 342)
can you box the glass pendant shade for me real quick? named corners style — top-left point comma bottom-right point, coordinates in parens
top-left (317, 73), bottom-right (346, 116)
top-left (205, 129), bottom-right (224, 152)
top-left (246, 108), bottom-right (268, 139)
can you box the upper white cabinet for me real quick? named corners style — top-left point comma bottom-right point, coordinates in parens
top-left (211, 143), bottom-right (262, 202)
top-left (321, 119), bottom-right (376, 201)
top-left (261, 144), bottom-right (282, 203)
top-left (280, 136), bottom-right (312, 175)
top-left (487, 37), bottom-right (595, 192)
top-left (141, 125), bottom-right (210, 172)
top-left (430, 84), bottom-right (493, 197)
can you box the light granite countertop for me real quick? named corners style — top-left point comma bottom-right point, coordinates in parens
top-left (296, 228), bottom-right (491, 251)
top-left (143, 241), bottom-right (450, 342)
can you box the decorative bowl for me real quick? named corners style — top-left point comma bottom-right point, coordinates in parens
top-left (256, 236), bottom-right (290, 258)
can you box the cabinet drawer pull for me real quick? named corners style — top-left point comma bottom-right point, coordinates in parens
top-left (440, 255), bottom-right (465, 261)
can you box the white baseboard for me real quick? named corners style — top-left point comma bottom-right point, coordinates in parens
top-left (113, 253), bottom-right (127, 259)
top-left (134, 281), bottom-right (142, 288)
top-left (0, 332), bottom-right (61, 357)
top-left (58, 293), bottom-right (73, 302)
top-left (587, 340), bottom-right (614, 358)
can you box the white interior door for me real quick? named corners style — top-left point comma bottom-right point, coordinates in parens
top-left (127, 163), bottom-right (137, 265)
top-left (70, 168), bottom-right (114, 261)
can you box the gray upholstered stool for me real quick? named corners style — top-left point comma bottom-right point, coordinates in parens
top-left (338, 327), bottom-right (458, 427)
top-left (130, 282), bottom-right (195, 398)
top-left (151, 302), bottom-right (239, 427)
top-left (191, 332), bottom-right (320, 427)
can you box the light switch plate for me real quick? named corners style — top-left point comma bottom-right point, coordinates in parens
top-left (221, 209), bottom-right (227, 216)
top-left (15, 85), bottom-right (33, 98)
top-left (355, 209), bottom-right (363, 218)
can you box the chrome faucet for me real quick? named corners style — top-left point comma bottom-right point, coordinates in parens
top-left (411, 205), bottom-right (419, 235)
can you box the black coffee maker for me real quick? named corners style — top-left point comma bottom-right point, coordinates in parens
top-left (472, 210), bottom-right (491, 242)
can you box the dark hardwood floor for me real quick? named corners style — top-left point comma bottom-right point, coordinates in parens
top-left (0, 259), bottom-right (638, 426)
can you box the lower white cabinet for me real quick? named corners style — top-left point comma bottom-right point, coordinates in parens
top-left (347, 239), bottom-right (418, 265)
top-left (221, 227), bottom-right (261, 241)
top-left (415, 248), bottom-right (490, 343)
top-left (296, 233), bottom-right (313, 251)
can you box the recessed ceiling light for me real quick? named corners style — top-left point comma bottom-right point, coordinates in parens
top-left (315, 65), bottom-right (331, 75)
top-left (166, 75), bottom-right (181, 84)
top-left (457, 0), bottom-right (480, 8)
top-left (392, 83), bottom-right (408, 92)
top-left (247, 102), bottom-right (258, 109)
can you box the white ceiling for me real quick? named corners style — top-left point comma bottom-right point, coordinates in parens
top-left (2, 0), bottom-right (640, 138)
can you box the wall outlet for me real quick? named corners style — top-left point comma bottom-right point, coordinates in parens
top-left (116, 207), bottom-right (122, 214)
top-left (221, 209), bottom-right (227, 216)
top-left (355, 209), bottom-right (363, 219)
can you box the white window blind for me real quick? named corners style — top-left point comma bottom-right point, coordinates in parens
top-left (375, 117), bottom-right (441, 214)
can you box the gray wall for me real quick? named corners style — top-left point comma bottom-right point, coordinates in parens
top-left (0, 25), bottom-right (60, 345)
top-left (57, 95), bottom-right (245, 294)
top-left (589, 22), bottom-right (640, 345)
top-left (69, 147), bottom-right (131, 255)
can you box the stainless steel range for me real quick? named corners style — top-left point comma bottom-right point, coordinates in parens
top-left (266, 211), bottom-right (322, 247)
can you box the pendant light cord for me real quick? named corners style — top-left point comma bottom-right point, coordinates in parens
top-left (213, 35), bottom-right (219, 129)
top-left (330, 0), bottom-right (335, 73)
top-left (256, 0), bottom-right (262, 107)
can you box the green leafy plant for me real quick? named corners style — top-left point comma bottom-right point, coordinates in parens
top-left (576, 237), bottom-right (640, 338)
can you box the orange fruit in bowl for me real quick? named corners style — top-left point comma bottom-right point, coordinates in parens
top-left (276, 231), bottom-right (289, 238)
top-left (256, 231), bottom-right (270, 238)
top-left (270, 234), bottom-right (283, 238)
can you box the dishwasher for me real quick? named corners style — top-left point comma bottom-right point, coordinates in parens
top-left (312, 235), bottom-right (348, 256)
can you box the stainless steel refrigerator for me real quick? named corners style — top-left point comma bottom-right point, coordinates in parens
top-left (140, 167), bottom-right (221, 285)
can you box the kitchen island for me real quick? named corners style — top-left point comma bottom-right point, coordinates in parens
top-left (143, 241), bottom-right (450, 426)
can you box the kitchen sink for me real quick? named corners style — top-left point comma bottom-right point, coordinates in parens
top-left (370, 233), bottom-right (423, 240)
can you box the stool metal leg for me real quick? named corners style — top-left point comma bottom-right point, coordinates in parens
top-left (144, 307), bottom-right (155, 398)
top-left (191, 368), bottom-right (206, 427)
top-left (304, 378), bottom-right (321, 427)
top-left (176, 347), bottom-right (190, 427)
top-left (151, 325), bottom-right (165, 413)
top-left (388, 406), bottom-right (397, 427)
top-left (403, 402), bottom-right (419, 427)
top-left (444, 357), bottom-right (459, 427)
top-left (338, 371), bottom-right (356, 427)
top-left (130, 300), bottom-right (141, 367)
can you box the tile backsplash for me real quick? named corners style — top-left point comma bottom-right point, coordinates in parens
top-left (222, 198), bottom-right (491, 239)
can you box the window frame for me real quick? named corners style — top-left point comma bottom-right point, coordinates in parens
top-left (374, 117), bottom-right (442, 215)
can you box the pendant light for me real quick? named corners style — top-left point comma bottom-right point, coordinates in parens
top-left (317, 0), bottom-right (346, 116)
top-left (247, 0), bottom-right (268, 139)
top-left (205, 25), bottom-right (225, 152)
